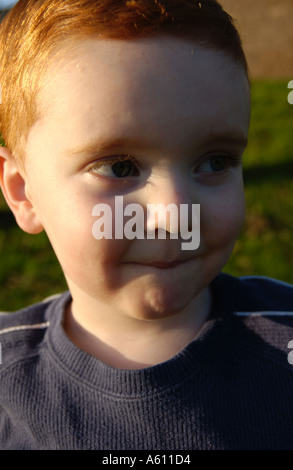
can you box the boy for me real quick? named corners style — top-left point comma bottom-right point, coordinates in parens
top-left (0, 0), bottom-right (293, 450)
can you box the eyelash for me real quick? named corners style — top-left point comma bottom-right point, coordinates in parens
top-left (87, 153), bottom-right (242, 179)
top-left (196, 154), bottom-right (242, 173)
top-left (89, 155), bottom-right (139, 177)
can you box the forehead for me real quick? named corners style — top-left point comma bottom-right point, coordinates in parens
top-left (32, 37), bottom-right (250, 153)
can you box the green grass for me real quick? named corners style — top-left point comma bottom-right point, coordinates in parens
top-left (223, 80), bottom-right (293, 282)
top-left (1, 80), bottom-right (293, 311)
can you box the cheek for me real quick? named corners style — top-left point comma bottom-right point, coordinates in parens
top-left (49, 225), bottom-right (132, 297)
top-left (201, 186), bottom-right (246, 249)
top-left (33, 190), bottom-right (130, 280)
top-left (48, 215), bottom-right (130, 268)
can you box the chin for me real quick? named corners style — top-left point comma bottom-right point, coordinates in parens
top-left (129, 286), bottom-right (191, 321)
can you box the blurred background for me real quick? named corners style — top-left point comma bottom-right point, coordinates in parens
top-left (0, 0), bottom-right (293, 310)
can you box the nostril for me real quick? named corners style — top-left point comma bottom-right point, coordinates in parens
top-left (145, 202), bottom-right (180, 236)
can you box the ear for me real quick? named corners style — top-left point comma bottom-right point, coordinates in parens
top-left (0, 146), bottom-right (44, 234)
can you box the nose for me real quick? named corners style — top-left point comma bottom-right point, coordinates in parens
top-left (142, 172), bottom-right (195, 236)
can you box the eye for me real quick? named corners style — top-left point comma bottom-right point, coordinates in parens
top-left (89, 155), bottom-right (140, 178)
top-left (195, 154), bottom-right (241, 174)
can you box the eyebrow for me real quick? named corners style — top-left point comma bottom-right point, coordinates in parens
top-left (203, 131), bottom-right (248, 148)
top-left (66, 137), bottom-right (146, 158)
top-left (67, 131), bottom-right (248, 158)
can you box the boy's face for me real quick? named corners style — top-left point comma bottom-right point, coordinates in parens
top-left (21, 37), bottom-right (250, 320)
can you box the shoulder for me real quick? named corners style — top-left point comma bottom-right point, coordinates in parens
top-left (214, 272), bottom-right (293, 314)
top-left (0, 293), bottom-right (67, 367)
top-left (213, 273), bottom-right (293, 359)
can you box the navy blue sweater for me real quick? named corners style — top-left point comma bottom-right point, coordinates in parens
top-left (1, 273), bottom-right (293, 450)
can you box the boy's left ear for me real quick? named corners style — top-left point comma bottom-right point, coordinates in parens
top-left (0, 146), bottom-right (44, 234)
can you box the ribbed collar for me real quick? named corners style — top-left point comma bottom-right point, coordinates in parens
top-left (45, 273), bottom-right (235, 398)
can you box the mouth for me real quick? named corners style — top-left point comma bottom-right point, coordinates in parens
top-left (133, 258), bottom-right (193, 269)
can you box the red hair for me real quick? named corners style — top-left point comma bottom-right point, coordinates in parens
top-left (0, 0), bottom-right (248, 165)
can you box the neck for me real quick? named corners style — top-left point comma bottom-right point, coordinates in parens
top-left (64, 287), bottom-right (212, 370)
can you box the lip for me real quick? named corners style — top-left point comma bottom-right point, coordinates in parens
top-left (133, 258), bottom-right (193, 269)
